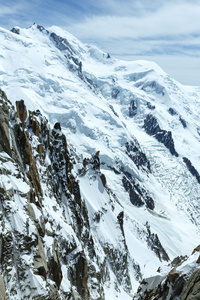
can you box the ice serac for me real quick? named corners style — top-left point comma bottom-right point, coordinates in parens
top-left (0, 23), bottom-right (200, 299)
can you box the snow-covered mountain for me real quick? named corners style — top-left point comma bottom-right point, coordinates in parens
top-left (0, 23), bottom-right (200, 299)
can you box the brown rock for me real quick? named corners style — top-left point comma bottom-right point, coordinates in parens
top-left (16, 100), bottom-right (27, 125)
top-left (28, 158), bottom-right (43, 200)
top-left (167, 269), bottom-right (179, 283)
top-left (14, 123), bottom-right (32, 165)
top-left (48, 240), bottom-right (62, 288)
top-left (180, 268), bottom-right (200, 300)
top-left (100, 173), bottom-right (107, 187)
top-left (32, 119), bottom-right (40, 137)
top-left (192, 245), bottom-right (200, 254)
top-left (69, 254), bottom-right (89, 299)
top-left (28, 111), bottom-right (41, 137)
top-left (34, 237), bottom-right (47, 279)
top-left (37, 144), bottom-right (43, 154)
top-left (0, 104), bottom-right (12, 157)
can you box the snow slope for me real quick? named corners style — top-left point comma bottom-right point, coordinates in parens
top-left (0, 24), bottom-right (200, 299)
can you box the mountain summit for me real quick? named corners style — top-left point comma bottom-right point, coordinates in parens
top-left (0, 24), bottom-right (200, 299)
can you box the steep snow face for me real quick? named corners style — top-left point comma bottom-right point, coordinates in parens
top-left (0, 24), bottom-right (200, 298)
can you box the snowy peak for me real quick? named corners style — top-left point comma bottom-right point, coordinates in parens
top-left (0, 23), bottom-right (200, 299)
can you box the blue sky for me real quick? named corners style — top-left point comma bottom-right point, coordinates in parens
top-left (1, 0), bottom-right (200, 85)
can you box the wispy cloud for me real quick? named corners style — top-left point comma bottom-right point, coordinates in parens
top-left (67, 2), bottom-right (200, 40)
top-left (65, 1), bottom-right (200, 84)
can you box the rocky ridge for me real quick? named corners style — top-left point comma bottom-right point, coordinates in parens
top-left (0, 89), bottom-right (172, 299)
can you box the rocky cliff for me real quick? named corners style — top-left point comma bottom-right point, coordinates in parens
top-left (0, 89), bottom-right (170, 299)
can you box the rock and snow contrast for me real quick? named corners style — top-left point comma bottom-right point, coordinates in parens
top-left (0, 23), bottom-right (200, 299)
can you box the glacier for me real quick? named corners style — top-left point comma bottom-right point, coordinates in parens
top-left (0, 23), bottom-right (200, 299)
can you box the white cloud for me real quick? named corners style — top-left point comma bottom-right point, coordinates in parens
top-left (0, 4), bottom-right (18, 17)
top-left (67, 2), bottom-right (200, 40)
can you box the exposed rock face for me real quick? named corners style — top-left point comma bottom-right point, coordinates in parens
top-left (50, 32), bottom-right (74, 54)
top-left (135, 246), bottom-right (200, 300)
top-left (180, 268), bottom-right (200, 300)
top-left (129, 100), bottom-right (137, 117)
top-left (0, 91), bottom-right (12, 157)
top-left (11, 27), bottom-right (20, 35)
top-left (125, 141), bottom-right (151, 171)
top-left (14, 122), bottom-right (33, 165)
top-left (146, 224), bottom-right (169, 262)
top-left (16, 99), bottom-right (27, 125)
top-left (69, 253), bottom-right (89, 299)
top-left (122, 171), bottom-right (154, 210)
top-left (183, 157), bottom-right (200, 184)
top-left (168, 107), bottom-right (178, 116)
top-left (34, 237), bottom-right (47, 279)
top-left (48, 240), bottom-right (62, 288)
top-left (144, 114), bottom-right (178, 157)
top-left (179, 116), bottom-right (187, 128)
top-left (147, 101), bottom-right (155, 110)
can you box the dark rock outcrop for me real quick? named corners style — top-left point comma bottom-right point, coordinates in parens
top-left (183, 157), bottom-right (200, 184)
top-left (179, 116), bottom-right (187, 128)
top-left (147, 101), bottom-right (155, 110)
top-left (144, 114), bottom-right (178, 156)
top-left (14, 123), bottom-right (32, 165)
top-left (122, 172), bottom-right (154, 210)
top-left (50, 32), bottom-right (74, 55)
top-left (16, 100), bottom-right (27, 125)
top-left (125, 141), bottom-right (151, 171)
top-left (146, 224), bottom-right (169, 262)
top-left (168, 107), bottom-right (178, 116)
top-left (112, 88), bottom-right (120, 99)
top-left (100, 173), bottom-right (107, 187)
top-left (103, 243), bottom-right (132, 294)
top-left (129, 100), bottom-right (137, 117)
top-left (48, 240), bottom-right (62, 288)
top-left (0, 102), bottom-right (12, 157)
top-left (69, 254), bottom-right (89, 299)
top-left (11, 27), bottom-right (20, 35)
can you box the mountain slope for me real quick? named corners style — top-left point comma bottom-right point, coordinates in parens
top-left (0, 24), bottom-right (200, 299)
